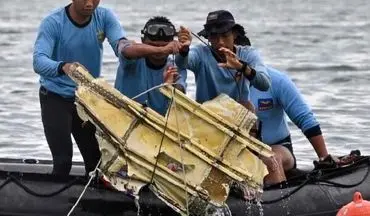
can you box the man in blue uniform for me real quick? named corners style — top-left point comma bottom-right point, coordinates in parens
top-left (33, 0), bottom-right (126, 175)
top-left (176, 10), bottom-right (270, 105)
top-left (177, 10), bottom-right (330, 185)
top-left (114, 16), bottom-right (187, 116)
top-left (250, 67), bottom-right (330, 184)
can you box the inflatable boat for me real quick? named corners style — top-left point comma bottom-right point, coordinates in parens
top-left (0, 151), bottom-right (368, 216)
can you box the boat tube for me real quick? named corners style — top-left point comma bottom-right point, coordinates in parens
top-left (0, 152), bottom-right (368, 216)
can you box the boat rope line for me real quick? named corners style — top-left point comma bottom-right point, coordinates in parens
top-left (261, 158), bottom-right (370, 204)
top-left (0, 178), bottom-right (11, 191)
top-left (314, 163), bottom-right (370, 188)
top-left (0, 174), bottom-right (82, 197)
top-left (67, 157), bottom-right (102, 216)
top-left (261, 174), bottom-right (312, 204)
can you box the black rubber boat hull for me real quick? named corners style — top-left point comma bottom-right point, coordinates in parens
top-left (0, 158), bottom-right (369, 216)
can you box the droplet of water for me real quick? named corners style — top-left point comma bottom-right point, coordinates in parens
top-left (205, 204), bottom-right (232, 216)
top-left (134, 195), bottom-right (141, 216)
top-left (256, 198), bottom-right (264, 216)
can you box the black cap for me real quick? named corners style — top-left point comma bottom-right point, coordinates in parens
top-left (198, 10), bottom-right (237, 38)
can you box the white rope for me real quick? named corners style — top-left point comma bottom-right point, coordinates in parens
top-left (131, 82), bottom-right (172, 100)
top-left (66, 158), bottom-right (102, 216)
top-left (172, 88), bottom-right (190, 216)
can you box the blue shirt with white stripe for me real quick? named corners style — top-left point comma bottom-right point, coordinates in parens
top-left (250, 67), bottom-right (320, 145)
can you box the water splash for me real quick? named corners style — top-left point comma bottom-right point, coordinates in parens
top-left (244, 189), bottom-right (252, 215)
top-left (241, 186), bottom-right (264, 216)
top-left (134, 195), bottom-right (141, 216)
top-left (255, 192), bottom-right (264, 216)
top-left (283, 181), bottom-right (291, 215)
top-left (205, 204), bottom-right (232, 216)
top-left (279, 181), bottom-right (291, 215)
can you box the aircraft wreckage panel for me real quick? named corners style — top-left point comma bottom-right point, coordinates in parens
top-left (68, 62), bottom-right (273, 215)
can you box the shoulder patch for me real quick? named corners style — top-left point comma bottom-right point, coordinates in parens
top-left (97, 30), bottom-right (105, 43)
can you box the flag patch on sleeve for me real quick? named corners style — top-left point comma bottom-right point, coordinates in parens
top-left (258, 98), bottom-right (273, 111)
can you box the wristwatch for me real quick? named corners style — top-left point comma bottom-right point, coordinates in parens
top-left (237, 60), bottom-right (247, 73)
top-left (237, 60), bottom-right (256, 80)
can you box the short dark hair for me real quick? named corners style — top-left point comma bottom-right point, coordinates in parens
top-left (145, 16), bottom-right (172, 26)
top-left (141, 16), bottom-right (176, 42)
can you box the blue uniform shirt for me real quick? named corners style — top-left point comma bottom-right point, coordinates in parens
top-left (114, 54), bottom-right (187, 116)
top-left (176, 44), bottom-right (270, 103)
top-left (33, 5), bottom-right (125, 98)
top-left (250, 67), bottom-right (319, 145)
